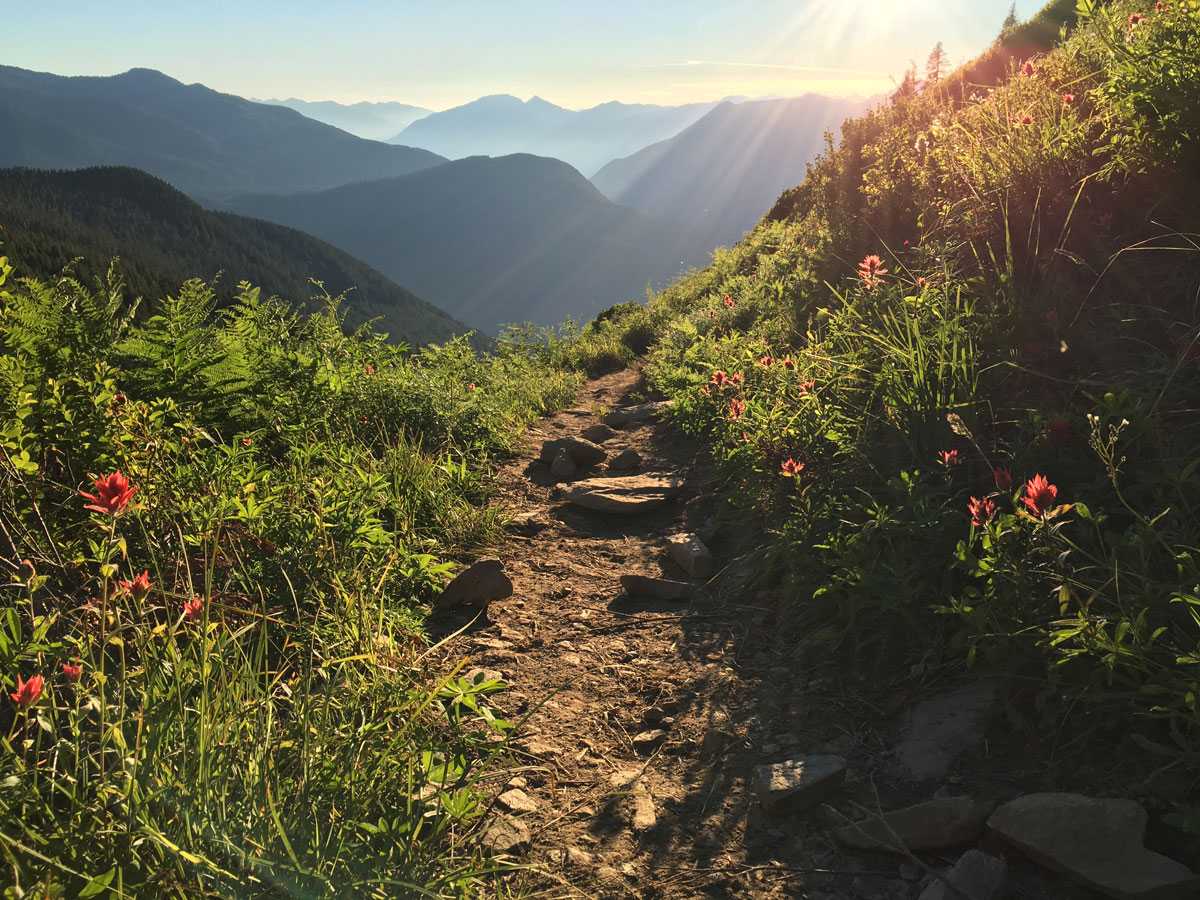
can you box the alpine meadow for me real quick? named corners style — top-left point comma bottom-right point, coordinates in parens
top-left (3, 1), bottom-right (1200, 898)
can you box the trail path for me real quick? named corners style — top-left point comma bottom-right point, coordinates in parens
top-left (439, 369), bottom-right (1075, 900)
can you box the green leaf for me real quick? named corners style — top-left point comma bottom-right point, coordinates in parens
top-left (78, 867), bottom-right (116, 897)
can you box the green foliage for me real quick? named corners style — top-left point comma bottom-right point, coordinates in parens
top-left (0, 260), bottom-right (578, 895)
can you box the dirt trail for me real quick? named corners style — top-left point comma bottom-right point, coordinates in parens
top-left (439, 369), bottom-right (1069, 900)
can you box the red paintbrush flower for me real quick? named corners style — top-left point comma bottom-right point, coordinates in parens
top-left (758, 355), bottom-right (775, 368)
top-left (938, 449), bottom-right (961, 467)
top-left (710, 370), bottom-right (730, 387)
top-left (1062, 93), bottom-right (1076, 105)
top-left (119, 570), bottom-right (153, 602)
top-left (857, 254), bottom-right (888, 289)
top-left (1022, 60), bottom-right (1037, 77)
top-left (780, 458), bottom-right (806, 478)
top-left (61, 661), bottom-right (83, 682)
top-left (993, 467), bottom-right (1014, 491)
top-left (80, 472), bottom-right (137, 516)
top-left (10, 673), bottom-right (43, 708)
top-left (968, 496), bottom-right (997, 528)
top-left (723, 294), bottom-right (736, 308)
top-left (182, 596), bottom-right (205, 622)
top-left (1022, 474), bottom-right (1059, 516)
top-left (728, 398), bottom-right (746, 420)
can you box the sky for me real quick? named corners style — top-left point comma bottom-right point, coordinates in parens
top-left (7, 1), bottom-right (1045, 110)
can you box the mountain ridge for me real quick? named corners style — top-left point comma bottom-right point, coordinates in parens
top-left (225, 153), bottom-right (687, 332)
top-left (0, 65), bottom-right (446, 201)
top-left (0, 165), bottom-right (467, 344)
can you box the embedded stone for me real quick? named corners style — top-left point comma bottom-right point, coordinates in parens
top-left (603, 401), bottom-right (671, 428)
top-left (563, 474), bottom-right (684, 514)
top-left (620, 574), bottom-right (691, 602)
top-left (608, 448), bottom-right (643, 471)
top-left (918, 850), bottom-right (1007, 900)
top-left (434, 559), bottom-right (513, 613)
top-left (497, 788), bottom-right (539, 814)
top-left (480, 815), bottom-right (531, 854)
top-left (988, 793), bottom-right (1200, 899)
top-left (549, 447), bottom-right (578, 481)
top-left (835, 796), bottom-right (989, 852)
top-left (539, 436), bottom-right (607, 467)
top-left (667, 532), bottom-right (713, 579)
top-left (896, 680), bottom-right (1000, 781)
top-left (754, 754), bottom-right (847, 813)
top-left (582, 423), bottom-right (619, 444)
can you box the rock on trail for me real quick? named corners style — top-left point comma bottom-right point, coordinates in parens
top-left (561, 473), bottom-right (684, 513)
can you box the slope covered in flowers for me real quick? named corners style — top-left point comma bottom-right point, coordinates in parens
top-left (564, 0), bottom-right (1200, 823)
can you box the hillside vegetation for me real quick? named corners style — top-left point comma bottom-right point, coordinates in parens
top-left (0, 255), bottom-right (577, 894)
top-left (0, 166), bottom-right (467, 346)
top-left (0, 66), bottom-right (445, 200)
top-left (564, 0), bottom-right (1200, 804)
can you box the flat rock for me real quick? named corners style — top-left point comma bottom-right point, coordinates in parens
top-left (582, 423), bottom-right (619, 444)
top-left (620, 574), bottom-right (691, 602)
top-left (465, 667), bottom-right (506, 686)
top-left (835, 796), bottom-right (988, 852)
top-left (667, 532), bottom-right (713, 579)
top-left (540, 436), bottom-right (607, 467)
top-left (481, 815), bottom-right (531, 855)
top-left (434, 559), bottom-right (513, 613)
top-left (563, 474), bottom-right (684, 514)
top-left (608, 448), bottom-right (642, 471)
top-left (988, 793), bottom-right (1200, 899)
top-left (497, 788), bottom-right (539, 814)
top-left (896, 680), bottom-right (1000, 781)
top-left (603, 401), bottom-right (671, 428)
top-left (549, 447), bottom-right (578, 481)
top-left (918, 850), bottom-right (1007, 900)
top-left (632, 729), bottom-right (667, 751)
top-left (754, 754), bottom-right (846, 814)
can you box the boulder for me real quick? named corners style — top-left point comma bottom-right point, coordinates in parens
top-left (835, 796), bottom-right (989, 852)
top-left (608, 448), bottom-right (642, 471)
top-left (988, 793), bottom-right (1200, 899)
top-left (582, 423), bottom-right (619, 444)
top-left (620, 574), bottom-right (691, 602)
top-left (434, 559), bottom-right (513, 613)
top-left (896, 680), bottom-right (1000, 781)
top-left (550, 447), bottom-right (578, 481)
top-left (918, 850), bottom-right (1007, 900)
top-left (603, 401), bottom-right (671, 428)
top-left (754, 754), bottom-right (846, 814)
top-left (539, 436), bottom-right (606, 468)
top-left (563, 474), bottom-right (684, 514)
top-left (667, 532), bottom-right (713, 579)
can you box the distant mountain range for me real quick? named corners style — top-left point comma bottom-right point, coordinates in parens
top-left (0, 166), bottom-right (466, 345)
top-left (260, 98), bottom-right (431, 142)
top-left (226, 154), bottom-right (687, 332)
top-left (592, 95), bottom-right (872, 253)
top-left (0, 66), bottom-right (445, 200)
top-left (390, 95), bottom-right (719, 176)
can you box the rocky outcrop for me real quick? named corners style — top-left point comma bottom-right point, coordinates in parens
top-left (835, 796), bottom-right (989, 852)
top-left (754, 754), bottom-right (846, 814)
top-left (539, 436), bottom-right (607, 468)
